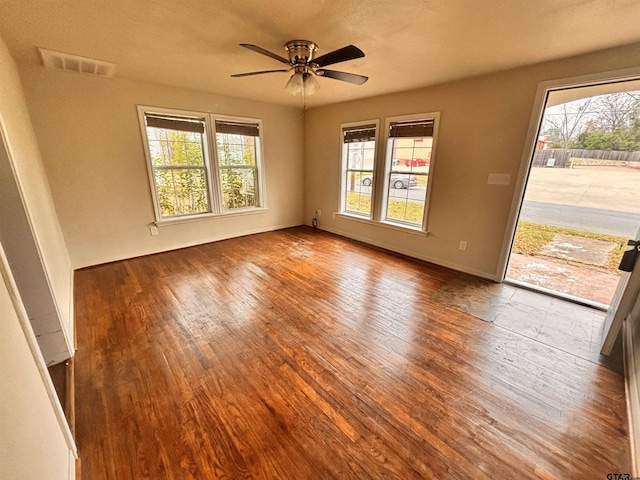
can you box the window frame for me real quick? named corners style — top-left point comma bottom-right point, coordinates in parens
top-left (138, 107), bottom-right (213, 220)
top-left (211, 114), bottom-right (266, 213)
top-left (381, 112), bottom-right (440, 232)
top-left (339, 119), bottom-right (380, 219)
top-left (137, 106), bottom-right (267, 224)
top-left (337, 113), bottom-right (440, 234)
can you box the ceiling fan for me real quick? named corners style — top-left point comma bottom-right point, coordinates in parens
top-left (231, 40), bottom-right (368, 96)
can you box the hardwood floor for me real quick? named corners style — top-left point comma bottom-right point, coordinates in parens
top-left (74, 227), bottom-right (630, 479)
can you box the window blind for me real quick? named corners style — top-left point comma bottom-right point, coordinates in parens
top-left (343, 125), bottom-right (376, 143)
top-left (215, 120), bottom-right (260, 137)
top-left (389, 119), bottom-right (434, 138)
top-left (145, 114), bottom-right (205, 134)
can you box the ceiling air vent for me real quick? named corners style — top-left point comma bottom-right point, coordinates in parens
top-left (37, 48), bottom-right (116, 78)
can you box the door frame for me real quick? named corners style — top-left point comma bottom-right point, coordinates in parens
top-left (0, 240), bottom-right (77, 458)
top-left (496, 66), bottom-right (640, 282)
top-left (601, 226), bottom-right (640, 355)
top-left (0, 118), bottom-right (74, 364)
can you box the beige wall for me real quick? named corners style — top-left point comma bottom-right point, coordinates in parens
top-left (0, 36), bottom-right (73, 362)
top-left (18, 65), bottom-right (305, 268)
top-left (304, 42), bottom-right (640, 278)
top-left (0, 244), bottom-right (74, 479)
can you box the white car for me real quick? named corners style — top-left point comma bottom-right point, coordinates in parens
top-left (361, 174), bottom-right (417, 189)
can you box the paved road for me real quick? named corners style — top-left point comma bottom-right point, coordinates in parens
top-left (520, 200), bottom-right (640, 238)
top-left (362, 184), bottom-right (639, 238)
top-left (360, 185), bottom-right (427, 201)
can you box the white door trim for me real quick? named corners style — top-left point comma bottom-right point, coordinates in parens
top-left (0, 119), bottom-right (74, 359)
top-left (496, 66), bottom-right (640, 281)
top-left (602, 228), bottom-right (640, 355)
top-left (0, 241), bottom-right (77, 457)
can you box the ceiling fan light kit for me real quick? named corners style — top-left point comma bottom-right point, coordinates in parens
top-left (232, 39), bottom-right (368, 97)
top-left (285, 70), bottom-right (320, 96)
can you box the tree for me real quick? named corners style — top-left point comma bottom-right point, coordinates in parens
top-left (543, 98), bottom-right (594, 149)
top-left (592, 91), bottom-right (640, 133)
top-left (544, 91), bottom-right (640, 152)
top-left (577, 118), bottom-right (640, 151)
top-left (217, 134), bottom-right (258, 210)
top-left (150, 128), bottom-right (208, 217)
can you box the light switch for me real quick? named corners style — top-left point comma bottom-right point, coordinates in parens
top-left (487, 173), bottom-right (511, 185)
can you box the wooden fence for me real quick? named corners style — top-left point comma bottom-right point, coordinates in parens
top-left (532, 149), bottom-right (571, 168)
top-left (533, 148), bottom-right (640, 168)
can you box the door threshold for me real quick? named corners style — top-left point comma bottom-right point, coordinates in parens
top-left (504, 278), bottom-right (609, 312)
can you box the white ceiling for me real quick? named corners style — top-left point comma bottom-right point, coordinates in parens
top-left (2, 0), bottom-right (640, 108)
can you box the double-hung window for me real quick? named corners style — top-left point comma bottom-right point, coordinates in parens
top-left (143, 113), bottom-right (211, 218)
top-left (341, 122), bottom-right (378, 217)
top-left (214, 119), bottom-right (261, 210)
top-left (139, 107), bottom-right (265, 222)
top-left (383, 114), bottom-right (438, 228)
top-left (339, 113), bottom-right (439, 232)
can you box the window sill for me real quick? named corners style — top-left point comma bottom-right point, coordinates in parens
top-left (334, 212), bottom-right (429, 236)
top-left (155, 207), bottom-right (268, 227)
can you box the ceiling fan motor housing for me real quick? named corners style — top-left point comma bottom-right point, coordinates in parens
top-left (285, 40), bottom-right (318, 68)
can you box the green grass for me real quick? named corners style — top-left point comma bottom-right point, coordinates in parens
top-left (513, 221), bottom-right (627, 272)
top-left (387, 200), bottom-right (424, 223)
top-left (345, 192), bottom-right (424, 224)
top-left (345, 191), bottom-right (371, 215)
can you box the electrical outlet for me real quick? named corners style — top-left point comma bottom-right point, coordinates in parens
top-left (317, 210), bottom-right (321, 217)
top-left (459, 240), bottom-right (467, 251)
top-left (150, 225), bottom-right (158, 236)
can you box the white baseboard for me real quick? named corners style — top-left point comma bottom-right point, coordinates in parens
top-left (316, 224), bottom-right (498, 281)
top-left (189, 222), bottom-right (304, 251)
top-left (77, 222), bottom-right (304, 269)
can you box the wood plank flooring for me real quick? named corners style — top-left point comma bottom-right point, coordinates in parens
top-left (74, 226), bottom-right (630, 479)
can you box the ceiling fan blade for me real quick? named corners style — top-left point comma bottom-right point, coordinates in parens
top-left (316, 69), bottom-right (368, 85)
top-left (313, 45), bottom-right (364, 68)
top-left (231, 69), bottom-right (289, 77)
top-left (239, 44), bottom-right (290, 64)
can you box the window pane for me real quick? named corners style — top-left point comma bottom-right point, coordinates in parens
top-left (385, 130), bottom-right (433, 226)
top-left (220, 168), bottom-right (258, 210)
top-left (214, 118), bottom-right (263, 211)
top-left (392, 138), bottom-right (432, 172)
top-left (153, 168), bottom-right (209, 217)
top-left (386, 172), bottom-right (425, 224)
top-left (146, 127), bottom-right (205, 167)
top-left (346, 141), bottom-right (375, 170)
top-left (345, 170), bottom-right (373, 216)
top-left (216, 133), bottom-right (257, 166)
top-left (343, 133), bottom-right (376, 217)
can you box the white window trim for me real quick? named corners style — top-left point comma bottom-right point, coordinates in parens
top-left (339, 119), bottom-right (380, 219)
top-left (137, 105), bottom-right (212, 222)
top-left (335, 211), bottom-right (429, 236)
top-left (137, 106), bottom-right (267, 223)
top-left (338, 113), bottom-right (440, 233)
top-left (381, 112), bottom-right (440, 232)
top-left (211, 113), bottom-right (267, 213)
top-left (153, 207), bottom-right (268, 227)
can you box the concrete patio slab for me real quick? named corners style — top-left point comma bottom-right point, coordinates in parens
top-left (507, 253), bottom-right (620, 305)
top-left (540, 233), bottom-right (616, 265)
